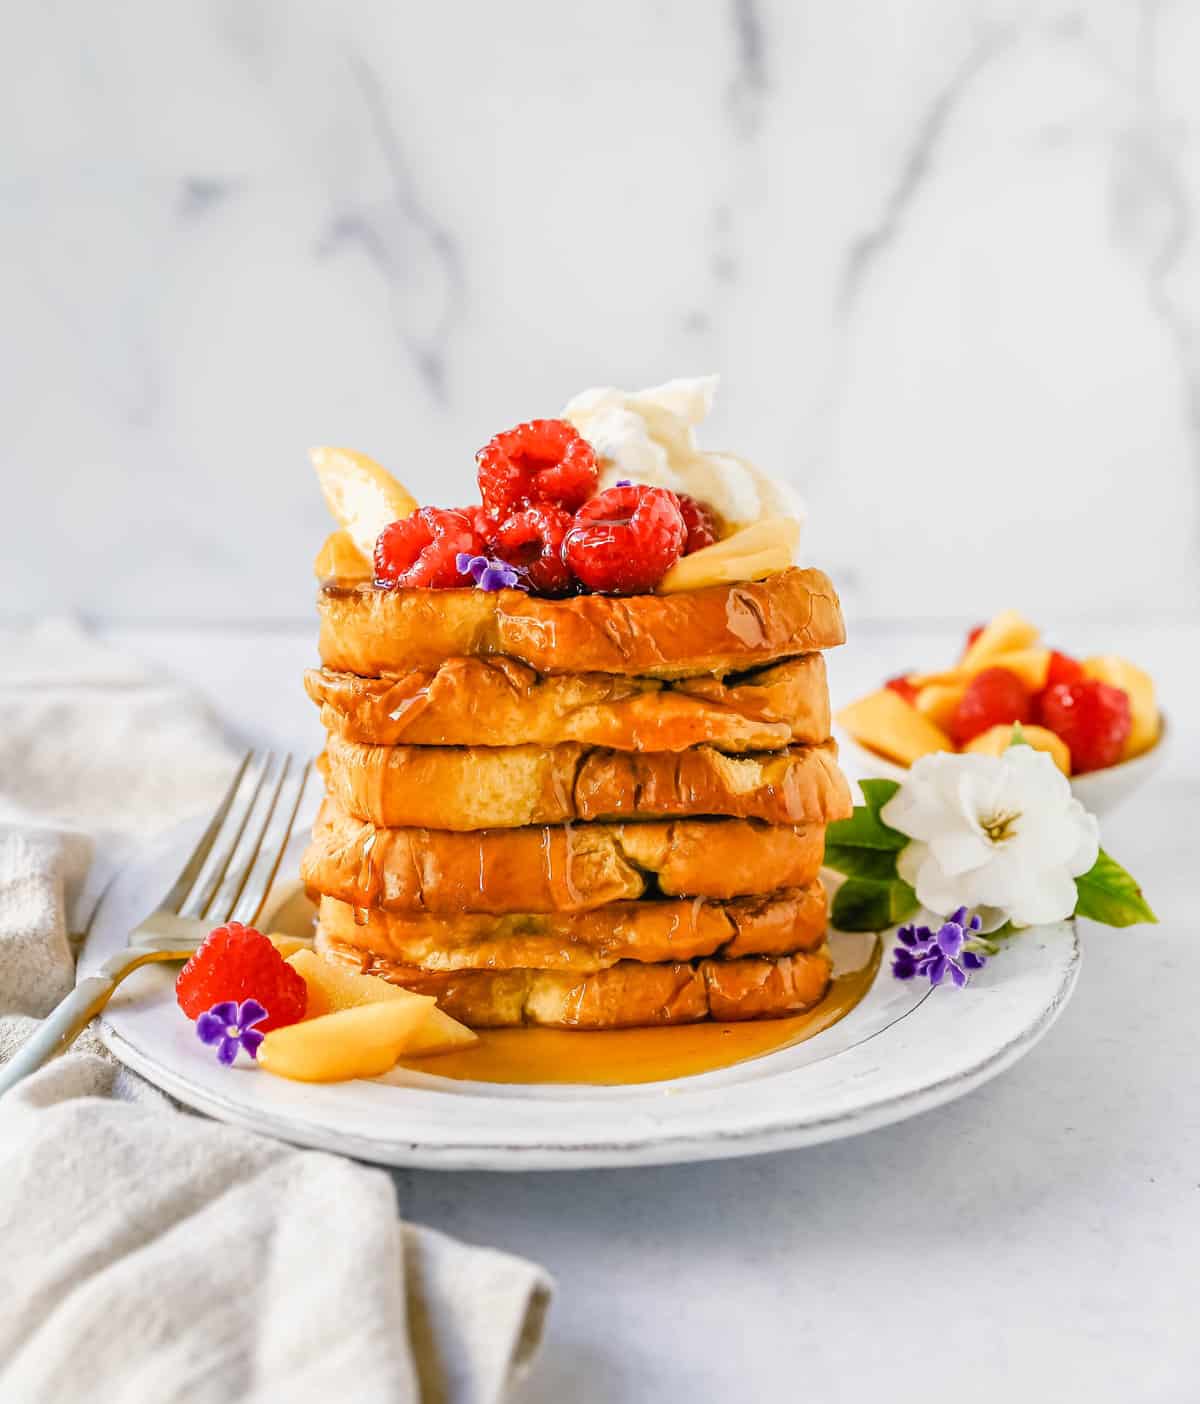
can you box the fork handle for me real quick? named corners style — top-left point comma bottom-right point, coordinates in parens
top-left (0, 974), bottom-right (117, 1098)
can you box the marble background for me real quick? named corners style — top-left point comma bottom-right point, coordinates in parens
top-left (3, 0), bottom-right (1199, 627)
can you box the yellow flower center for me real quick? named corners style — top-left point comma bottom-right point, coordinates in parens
top-left (981, 809), bottom-right (1021, 844)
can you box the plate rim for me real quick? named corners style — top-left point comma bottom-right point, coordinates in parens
top-left (86, 817), bottom-right (1081, 1171)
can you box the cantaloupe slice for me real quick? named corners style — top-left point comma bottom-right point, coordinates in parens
top-left (965, 723), bottom-right (1070, 775)
top-left (314, 529), bottom-right (372, 583)
top-left (915, 682), bottom-right (966, 732)
top-left (909, 647), bottom-right (1051, 693)
top-left (837, 688), bottom-right (953, 766)
top-left (1082, 655), bottom-right (1160, 758)
top-left (959, 609), bottom-right (1039, 670)
top-left (311, 446), bottom-right (419, 562)
top-left (658, 518), bottom-right (800, 593)
top-left (287, 948), bottom-right (477, 1055)
top-left (258, 1000), bottom-right (436, 1083)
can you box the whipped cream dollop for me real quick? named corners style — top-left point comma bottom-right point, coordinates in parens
top-left (562, 375), bottom-right (805, 536)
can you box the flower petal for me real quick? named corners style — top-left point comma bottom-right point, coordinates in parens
top-left (929, 828), bottom-right (993, 878)
top-left (195, 1012), bottom-right (225, 1046)
top-left (207, 1000), bottom-right (239, 1025)
top-left (892, 951), bottom-right (917, 979)
top-left (936, 922), bottom-right (964, 958)
top-left (238, 998), bottom-right (269, 1030)
top-left (216, 1036), bottom-right (240, 1067)
top-left (1008, 866), bottom-right (1081, 926)
top-left (241, 1028), bottom-right (265, 1060)
top-left (947, 960), bottom-right (968, 989)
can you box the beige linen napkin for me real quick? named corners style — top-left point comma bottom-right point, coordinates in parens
top-left (0, 620), bottom-right (552, 1404)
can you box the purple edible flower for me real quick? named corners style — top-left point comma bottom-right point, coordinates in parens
top-left (614, 479), bottom-right (633, 487)
top-left (455, 551), bottom-right (526, 592)
top-left (892, 907), bottom-right (986, 989)
top-left (195, 998), bottom-right (268, 1065)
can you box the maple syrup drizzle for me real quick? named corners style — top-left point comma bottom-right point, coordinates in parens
top-left (396, 930), bottom-right (881, 1086)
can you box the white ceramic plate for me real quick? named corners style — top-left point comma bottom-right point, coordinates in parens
top-left (81, 815), bottom-right (1079, 1171)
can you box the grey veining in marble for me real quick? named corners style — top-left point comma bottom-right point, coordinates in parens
top-left (2, 0), bottom-right (1198, 623)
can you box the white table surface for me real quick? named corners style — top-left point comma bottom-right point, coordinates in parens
top-left (98, 614), bottom-right (1199, 1404)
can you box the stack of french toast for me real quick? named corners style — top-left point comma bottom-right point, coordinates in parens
top-left (301, 565), bottom-right (854, 1029)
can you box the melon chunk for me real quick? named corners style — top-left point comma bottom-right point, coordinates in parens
top-left (910, 647), bottom-right (1051, 693)
top-left (960, 609), bottom-right (1039, 670)
top-left (837, 688), bottom-right (952, 766)
top-left (965, 723), bottom-right (1071, 775)
top-left (915, 682), bottom-right (966, 732)
top-left (311, 446), bottom-right (419, 562)
top-left (1082, 655), bottom-right (1159, 758)
top-left (258, 1000), bottom-right (435, 1083)
top-left (314, 529), bottom-right (372, 583)
top-left (287, 948), bottom-right (477, 1055)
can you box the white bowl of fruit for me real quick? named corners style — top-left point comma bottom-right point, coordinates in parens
top-left (836, 610), bottom-right (1165, 816)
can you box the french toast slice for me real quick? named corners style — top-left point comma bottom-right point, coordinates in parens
top-left (320, 733), bottom-right (852, 830)
top-left (317, 566), bottom-right (844, 679)
top-left (305, 654), bottom-right (832, 752)
top-left (303, 799), bottom-right (826, 913)
top-left (317, 883), bottom-right (827, 971)
top-left (316, 928), bottom-right (834, 1028)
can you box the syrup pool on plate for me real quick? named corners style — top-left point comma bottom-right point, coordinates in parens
top-left (391, 929), bottom-right (880, 1086)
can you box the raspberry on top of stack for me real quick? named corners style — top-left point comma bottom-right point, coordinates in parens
top-left (302, 377), bottom-right (853, 1029)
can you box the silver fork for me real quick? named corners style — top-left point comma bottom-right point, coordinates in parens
top-left (0, 751), bottom-right (312, 1097)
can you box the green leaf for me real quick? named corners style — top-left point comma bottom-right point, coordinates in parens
top-left (822, 845), bottom-right (901, 882)
top-left (1007, 722), bottom-right (1029, 748)
top-left (1074, 849), bottom-right (1158, 928)
top-left (859, 778), bottom-right (902, 814)
top-left (831, 877), bottom-right (919, 932)
top-left (826, 802), bottom-right (908, 852)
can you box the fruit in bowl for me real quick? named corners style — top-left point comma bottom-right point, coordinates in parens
top-left (837, 610), bottom-right (1161, 793)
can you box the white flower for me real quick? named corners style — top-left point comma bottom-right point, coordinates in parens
top-left (880, 746), bottom-right (1100, 927)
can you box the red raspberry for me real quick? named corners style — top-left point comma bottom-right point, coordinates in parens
top-left (176, 922), bottom-right (307, 1032)
top-left (563, 484), bottom-right (686, 594)
top-left (374, 507), bottom-right (481, 589)
top-left (885, 674), bottom-right (919, 705)
top-left (476, 419), bottom-right (598, 518)
top-left (677, 493), bottom-right (719, 554)
top-left (458, 504), bottom-right (497, 547)
top-left (493, 504), bottom-right (572, 594)
top-left (950, 667), bottom-right (1033, 746)
top-left (1037, 680), bottom-right (1131, 773)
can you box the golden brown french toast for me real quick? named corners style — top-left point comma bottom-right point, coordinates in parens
top-left (317, 567), bottom-right (844, 679)
top-left (317, 883), bottom-right (827, 971)
top-left (305, 654), bottom-right (832, 752)
top-left (319, 733), bottom-right (852, 831)
top-left (316, 928), bottom-right (833, 1028)
top-left (302, 799), bottom-right (826, 913)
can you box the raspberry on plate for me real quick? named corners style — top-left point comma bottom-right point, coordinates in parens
top-left (563, 484), bottom-right (686, 594)
top-left (950, 667), bottom-right (1033, 746)
top-left (176, 922), bottom-right (307, 1032)
top-left (374, 507), bottom-right (482, 589)
top-left (1037, 679), bottom-right (1132, 773)
top-left (476, 419), bottom-right (598, 518)
top-left (885, 674), bottom-right (919, 705)
top-left (677, 493), bottom-right (719, 555)
top-left (493, 504), bottom-right (572, 594)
